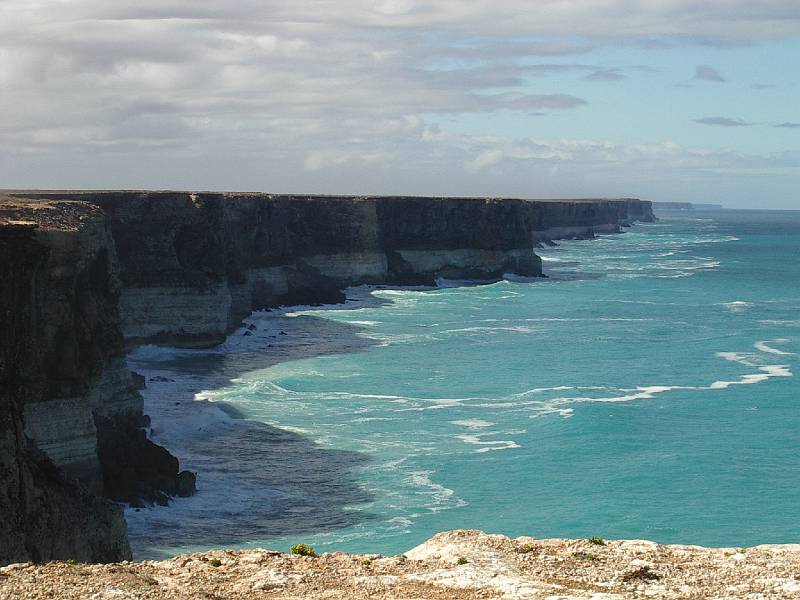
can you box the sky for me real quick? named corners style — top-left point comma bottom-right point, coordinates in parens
top-left (1, 1), bottom-right (799, 208)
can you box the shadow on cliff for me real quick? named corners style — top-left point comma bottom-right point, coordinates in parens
top-left (126, 312), bottom-right (383, 558)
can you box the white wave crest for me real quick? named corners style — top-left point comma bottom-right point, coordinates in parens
top-left (454, 434), bottom-right (521, 453)
top-left (709, 365), bottom-right (793, 389)
top-left (755, 340), bottom-right (795, 356)
top-left (721, 301), bottom-right (753, 313)
top-left (716, 352), bottom-right (761, 367)
top-left (450, 419), bottom-right (495, 429)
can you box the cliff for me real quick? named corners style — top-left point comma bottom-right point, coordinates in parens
top-left (0, 200), bottom-right (193, 565)
top-left (3, 529), bottom-right (799, 599)
top-left (0, 191), bottom-right (652, 565)
top-left (5, 192), bottom-right (654, 348)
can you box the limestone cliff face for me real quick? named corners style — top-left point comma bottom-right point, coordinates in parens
top-left (0, 203), bottom-right (131, 563)
top-left (7, 192), bottom-right (653, 347)
top-left (0, 200), bottom-right (194, 564)
top-left (525, 198), bottom-right (654, 244)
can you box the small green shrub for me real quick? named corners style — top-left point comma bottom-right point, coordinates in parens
top-left (290, 543), bottom-right (318, 557)
top-left (361, 559), bottom-right (372, 566)
top-left (456, 556), bottom-right (468, 565)
top-left (209, 558), bottom-right (222, 567)
top-left (517, 543), bottom-right (536, 554)
top-left (588, 536), bottom-right (606, 546)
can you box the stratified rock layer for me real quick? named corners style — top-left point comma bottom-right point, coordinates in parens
top-left (2, 530), bottom-right (799, 599)
top-left (0, 200), bottom-right (193, 565)
top-left (0, 202), bottom-right (132, 563)
top-left (6, 192), bottom-right (654, 348)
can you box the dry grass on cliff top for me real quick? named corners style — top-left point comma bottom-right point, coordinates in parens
top-left (3, 530), bottom-right (800, 599)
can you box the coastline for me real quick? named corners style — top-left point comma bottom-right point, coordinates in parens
top-left (120, 227), bottom-right (655, 560)
top-left (0, 193), bottom-right (655, 565)
top-left (122, 213), bottom-right (800, 562)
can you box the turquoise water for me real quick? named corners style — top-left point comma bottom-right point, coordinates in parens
top-left (127, 209), bottom-right (800, 558)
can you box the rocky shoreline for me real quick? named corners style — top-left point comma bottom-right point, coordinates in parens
top-left (3, 529), bottom-right (800, 599)
top-left (0, 192), bottom-right (654, 566)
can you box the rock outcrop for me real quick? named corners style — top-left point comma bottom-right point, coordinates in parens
top-left (3, 529), bottom-right (799, 599)
top-left (0, 191), bottom-right (652, 565)
top-left (0, 200), bottom-right (193, 565)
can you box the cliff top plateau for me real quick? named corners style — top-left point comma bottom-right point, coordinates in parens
top-left (1, 189), bottom-right (641, 203)
top-left (2, 530), bottom-right (800, 599)
top-left (0, 199), bottom-right (105, 231)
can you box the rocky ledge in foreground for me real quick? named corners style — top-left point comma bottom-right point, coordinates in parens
top-left (3, 530), bottom-right (800, 600)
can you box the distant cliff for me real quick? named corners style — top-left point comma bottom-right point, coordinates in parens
top-left (652, 201), bottom-right (724, 211)
top-left (0, 191), bottom-right (652, 564)
top-left (6, 192), bottom-right (654, 348)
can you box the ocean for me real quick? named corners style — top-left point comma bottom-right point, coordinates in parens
top-left (125, 209), bottom-right (800, 559)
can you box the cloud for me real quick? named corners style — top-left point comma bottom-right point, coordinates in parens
top-left (465, 149), bottom-right (505, 171)
top-left (694, 65), bottom-right (726, 82)
top-left (695, 117), bottom-right (752, 127)
top-left (474, 92), bottom-right (587, 111)
top-left (585, 69), bottom-right (625, 81)
top-left (0, 0), bottom-right (798, 208)
top-left (776, 122), bottom-right (800, 128)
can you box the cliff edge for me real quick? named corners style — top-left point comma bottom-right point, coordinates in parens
top-left (2, 529), bottom-right (799, 599)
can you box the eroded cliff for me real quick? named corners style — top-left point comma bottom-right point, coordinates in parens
top-left (6, 192), bottom-right (654, 347)
top-left (0, 200), bottom-right (194, 564)
top-left (0, 191), bottom-right (653, 565)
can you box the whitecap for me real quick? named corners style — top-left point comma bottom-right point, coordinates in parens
top-left (531, 407), bottom-right (574, 419)
top-left (710, 365), bottom-right (792, 389)
top-left (760, 320), bottom-right (800, 327)
top-left (716, 352), bottom-right (761, 367)
top-left (755, 340), bottom-right (795, 356)
top-left (454, 434), bottom-right (521, 453)
top-left (440, 325), bottom-right (542, 335)
top-left (405, 470), bottom-right (467, 512)
top-left (721, 301), bottom-right (753, 313)
top-left (577, 385), bottom-right (680, 403)
top-left (450, 419), bottom-right (495, 429)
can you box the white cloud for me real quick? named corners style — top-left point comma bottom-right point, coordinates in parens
top-left (465, 149), bottom-right (504, 171)
top-left (0, 1), bottom-right (798, 206)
